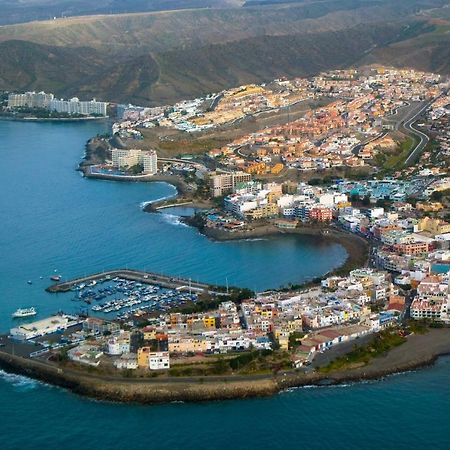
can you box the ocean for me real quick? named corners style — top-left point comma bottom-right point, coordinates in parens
top-left (0, 120), bottom-right (448, 449)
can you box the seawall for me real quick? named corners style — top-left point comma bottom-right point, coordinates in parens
top-left (46, 268), bottom-right (218, 294)
top-left (2, 328), bottom-right (450, 404)
top-left (0, 352), bottom-right (278, 403)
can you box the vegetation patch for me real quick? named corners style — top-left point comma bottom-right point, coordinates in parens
top-left (319, 330), bottom-right (407, 373)
top-left (168, 350), bottom-right (291, 376)
top-left (375, 136), bottom-right (418, 172)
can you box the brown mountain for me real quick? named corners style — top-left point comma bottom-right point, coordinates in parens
top-left (0, 0), bottom-right (449, 105)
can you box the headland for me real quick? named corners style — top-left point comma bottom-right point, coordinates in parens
top-left (1, 328), bottom-right (450, 404)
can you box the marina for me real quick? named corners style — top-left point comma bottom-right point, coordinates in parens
top-left (68, 276), bottom-right (200, 319)
top-left (45, 269), bottom-right (230, 320)
top-left (46, 269), bottom-right (223, 295)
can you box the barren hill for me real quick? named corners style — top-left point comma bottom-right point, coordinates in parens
top-left (1, 0), bottom-right (449, 105)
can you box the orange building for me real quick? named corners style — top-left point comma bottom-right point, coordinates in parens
top-left (309, 206), bottom-right (333, 222)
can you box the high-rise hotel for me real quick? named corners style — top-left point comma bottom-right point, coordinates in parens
top-left (111, 148), bottom-right (158, 175)
top-left (8, 91), bottom-right (108, 116)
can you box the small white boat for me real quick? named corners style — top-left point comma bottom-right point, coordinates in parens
top-left (12, 307), bottom-right (37, 318)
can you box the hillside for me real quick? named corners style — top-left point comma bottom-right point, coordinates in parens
top-left (0, 0), bottom-right (449, 105)
top-left (0, 40), bottom-right (109, 92)
top-left (0, 0), bottom-right (414, 52)
top-left (150, 24), bottom-right (414, 104)
top-left (362, 18), bottom-right (450, 74)
top-left (0, 0), bottom-right (243, 26)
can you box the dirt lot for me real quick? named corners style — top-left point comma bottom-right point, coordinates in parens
top-left (130, 98), bottom-right (332, 158)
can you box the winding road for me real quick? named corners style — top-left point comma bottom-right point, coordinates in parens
top-left (383, 98), bottom-right (435, 167)
top-left (402, 100), bottom-right (433, 166)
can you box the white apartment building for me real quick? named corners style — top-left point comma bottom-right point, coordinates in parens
top-left (114, 353), bottom-right (138, 370)
top-left (8, 92), bottom-right (107, 116)
top-left (8, 91), bottom-right (54, 108)
top-left (107, 332), bottom-right (131, 355)
top-left (209, 171), bottom-right (252, 197)
top-left (49, 97), bottom-right (107, 116)
top-left (111, 148), bottom-right (158, 174)
top-left (149, 351), bottom-right (170, 370)
top-left (141, 151), bottom-right (158, 174)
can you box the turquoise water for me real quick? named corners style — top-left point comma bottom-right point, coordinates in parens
top-left (433, 264), bottom-right (450, 274)
top-left (0, 120), bottom-right (347, 330)
top-left (1, 121), bottom-right (449, 449)
top-left (2, 356), bottom-right (450, 450)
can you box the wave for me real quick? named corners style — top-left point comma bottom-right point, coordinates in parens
top-left (279, 380), bottom-right (375, 394)
top-left (161, 213), bottom-right (189, 228)
top-left (239, 238), bottom-right (267, 242)
top-left (218, 238), bottom-right (268, 244)
top-left (140, 194), bottom-right (175, 209)
top-left (0, 369), bottom-right (40, 390)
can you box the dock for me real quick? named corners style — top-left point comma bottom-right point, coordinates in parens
top-left (46, 269), bottom-right (226, 296)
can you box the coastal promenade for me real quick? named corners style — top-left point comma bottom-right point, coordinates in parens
top-left (46, 269), bottom-right (227, 296)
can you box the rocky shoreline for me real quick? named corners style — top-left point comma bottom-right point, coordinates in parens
top-left (0, 329), bottom-right (449, 404)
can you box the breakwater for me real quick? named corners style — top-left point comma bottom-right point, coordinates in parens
top-left (46, 269), bottom-right (226, 296)
top-left (2, 329), bottom-right (450, 405)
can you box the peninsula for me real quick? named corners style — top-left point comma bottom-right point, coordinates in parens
top-left (1, 66), bottom-right (449, 405)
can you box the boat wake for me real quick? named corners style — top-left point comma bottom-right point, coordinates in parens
top-left (140, 201), bottom-right (153, 209)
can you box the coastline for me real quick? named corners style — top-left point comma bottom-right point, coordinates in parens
top-left (80, 138), bottom-right (195, 194)
top-left (0, 116), bottom-right (108, 122)
top-left (180, 218), bottom-right (370, 281)
top-left (1, 329), bottom-right (449, 404)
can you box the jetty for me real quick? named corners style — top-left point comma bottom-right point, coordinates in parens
top-left (46, 269), bottom-right (227, 296)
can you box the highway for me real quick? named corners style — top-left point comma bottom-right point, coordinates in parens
top-left (383, 99), bottom-right (433, 167)
top-left (402, 100), bottom-right (432, 166)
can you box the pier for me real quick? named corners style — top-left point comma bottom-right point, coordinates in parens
top-left (46, 269), bottom-right (227, 296)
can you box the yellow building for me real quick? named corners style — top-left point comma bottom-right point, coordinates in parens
top-left (285, 318), bottom-right (303, 333)
top-left (273, 326), bottom-right (296, 351)
top-left (271, 163), bottom-right (284, 174)
top-left (278, 333), bottom-right (290, 351)
top-left (137, 347), bottom-right (151, 368)
top-left (261, 309), bottom-right (274, 319)
top-left (245, 162), bottom-right (266, 175)
top-left (416, 202), bottom-right (444, 212)
top-left (143, 328), bottom-right (157, 341)
top-left (417, 217), bottom-right (450, 236)
top-left (202, 316), bottom-right (216, 329)
top-left (168, 337), bottom-right (210, 353)
top-left (245, 203), bottom-right (279, 220)
top-left (267, 191), bottom-right (281, 204)
top-left (336, 201), bottom-right (352, 209)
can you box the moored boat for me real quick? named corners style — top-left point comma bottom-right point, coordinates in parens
top-left (12, 307), bottom-right (37, 318)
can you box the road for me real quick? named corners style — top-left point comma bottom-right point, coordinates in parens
top-left (383, 99), bottom-right (433, 167)
top-left (402, 100), bottom-right (432, 166)
top-left (311, 333), bottom-right (375, 369)
top-left (352, 131), bottom-right (386, 156)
